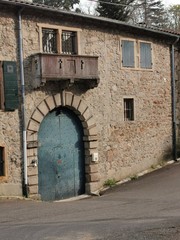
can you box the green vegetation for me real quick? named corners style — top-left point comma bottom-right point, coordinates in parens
top-left (130, 175), bottom-right (138, 180)
top-left (104, 178), bottom-right (116, 187)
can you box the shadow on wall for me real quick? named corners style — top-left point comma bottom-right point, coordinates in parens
top-left (162, 146), bottom-right (173, 161)
top-left (177, 142), bottom-right (180, 158)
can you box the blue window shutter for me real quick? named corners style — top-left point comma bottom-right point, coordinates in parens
top-left (140, 42), bottom-right (152, 69)
top-left (3, 61), bottom-right (19, 111)
top-left (122, 40), bottom-right (135, 68)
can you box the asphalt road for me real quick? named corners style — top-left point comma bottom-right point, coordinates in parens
top-left (1, 162), bottom-right (180, 240)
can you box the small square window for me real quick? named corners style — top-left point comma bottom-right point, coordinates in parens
top-left (0, 147), bottom-right (5, 176)
top-left (42, 28), bottom-right (57, 53)
top-left (124, 98), bottom-right (134, 121)
top-left (62, 30), bottom-right (77, 55)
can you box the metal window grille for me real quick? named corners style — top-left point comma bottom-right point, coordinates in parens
top-left (0, 147), bottom-right (4, 176)
top-left (124, 99), bottom-right (134, 121)
top-left (42, 28), bottom-right (57, 53)
top-left (62, 31), bottom-right (76, 54)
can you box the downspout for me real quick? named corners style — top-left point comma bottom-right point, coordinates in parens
top-left (171, 37), bottom-right (179, 161)
top-left (18, 7), bottom-right (28, 197)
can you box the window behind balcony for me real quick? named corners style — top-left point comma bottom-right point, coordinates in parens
top-left (62, 31), bottom-right (77, 55)
top-left (42, 28), bottom-right (57, 53)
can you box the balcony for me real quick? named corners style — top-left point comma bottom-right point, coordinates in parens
top-left (31, 53), bottom-right (99, 89)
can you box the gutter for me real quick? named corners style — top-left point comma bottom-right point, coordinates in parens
top-left (171, 37), bottom-right (179, 161)
top-left (18, 7), bottom-right (28, 197)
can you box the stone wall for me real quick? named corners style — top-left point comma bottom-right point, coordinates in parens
top-left (0, 6), bottom-right (174, 197)
top-left (0, 10), bottom-right (22, 196)
top-left (22, 13), bottom-right (172, 187)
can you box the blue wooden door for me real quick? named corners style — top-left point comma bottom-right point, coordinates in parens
top-left (38, 107), bottom-right (85, 201)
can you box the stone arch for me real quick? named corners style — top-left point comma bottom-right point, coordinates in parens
top-left (26, 91), bottom-right (99, 199)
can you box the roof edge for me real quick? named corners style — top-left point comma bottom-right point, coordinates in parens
top-left (0, 0), bottom-right (180, 40)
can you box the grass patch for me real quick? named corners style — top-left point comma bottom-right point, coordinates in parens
top-left (104, 178), bottom-right (116, 187)
top-left (130, 175), bottom-right (138, 181)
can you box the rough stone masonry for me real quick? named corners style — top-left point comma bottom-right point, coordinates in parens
top-left (0, 3), bottom-right (178, 198)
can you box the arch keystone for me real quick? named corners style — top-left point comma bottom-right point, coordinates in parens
top-left (54, 94), bottom-right (61, 107)
top-left (27, 93), bottom-right (99, 198)
top-left (65, 92), bottom-right (73, 106)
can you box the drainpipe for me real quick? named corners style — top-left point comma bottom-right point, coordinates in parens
top-left (18, 8), bottom-right (28, 197)
top-left (171, 37), bottom-right (179, 161)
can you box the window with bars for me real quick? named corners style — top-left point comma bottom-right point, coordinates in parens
top-left (42, 28), bottom-right (57, 53)
top-left (124, 98), bottom-right (134, 121)
top-left (62, 30), bottom-right (77, 55)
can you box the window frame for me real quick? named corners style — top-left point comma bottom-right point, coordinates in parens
top-left (0, 145), bottom-right (7, 181)
top-left (121, 39), bottom-right (136, 68)
top-left (120, 38), bottom-right (153, 70)
top-left (0, 61), bottom-right (4, 110)
top-left (139, 41), bottom-right (153, 69)
top-left (123, 97), bottom-right (135, 121)
top-left (42, 28), bottom-right (58, 54)
top-left (61, 30), bottom-right (78, 55)
top-left (38, 24), bottom-right (81, 55)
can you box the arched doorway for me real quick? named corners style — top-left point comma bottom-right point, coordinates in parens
top-left (38, 107), bottom-right (85, 201)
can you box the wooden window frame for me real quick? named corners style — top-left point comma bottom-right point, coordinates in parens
top-left (121, 39), bottom-right (136, 68)
top-left (139, 41), bottom-right (153, 69)
top-left (37, 24), bottom-right (81, 55)
top-left (120, 38), bottom-right (153, 71)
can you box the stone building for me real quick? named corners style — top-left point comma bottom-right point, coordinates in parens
top-left (0, 0), bottom-right (180, 201)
